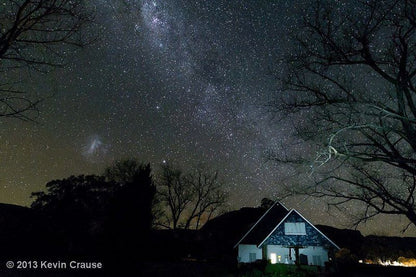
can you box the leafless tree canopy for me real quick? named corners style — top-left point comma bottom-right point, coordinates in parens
top-left (0, 0), bottom-right (93, 120)
top-left (273, 0), bottom-right (416, 229)
top-left (157, 164), bottom-right (229, 230)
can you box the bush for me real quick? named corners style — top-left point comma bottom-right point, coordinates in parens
top-left (335, 248), bottom-right (358, 266)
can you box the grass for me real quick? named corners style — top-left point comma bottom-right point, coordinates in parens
top-left (242, 263), bottom-right (320, 277)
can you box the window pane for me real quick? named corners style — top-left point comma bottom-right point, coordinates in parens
top-left (284, 223), bottom-right (306, 235)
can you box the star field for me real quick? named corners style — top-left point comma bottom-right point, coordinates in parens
top-left (1, 0), bottom-right (415, 236)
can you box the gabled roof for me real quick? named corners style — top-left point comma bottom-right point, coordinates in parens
top-left (234, 204), bottom-right (340, 250)
top-left (258, 209), bottom-right (340, 249)
top-left (233, 201), bottom-right (289, 248)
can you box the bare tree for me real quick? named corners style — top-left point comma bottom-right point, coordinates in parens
top-left (157, 164), bottom-right (228, 230)
top-left (0, 0), bottom-right (93, 120)
top-left (272, 0), bottom-right (416, 229)
top-left (157, 165), bottom-right (192, 229)
top-left (182, 167), bottom-right (229, 229)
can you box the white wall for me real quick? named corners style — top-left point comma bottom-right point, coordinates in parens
top-left (266, 245), bottom-right (328, 266)
top-left (238, 244), bottom-right (328, 266)
top-left (238, 244), bottom-right (263, 263)
top-left (266, 245), bottom-right (294, 264)
top-left (299, 246), bottom-right (328, 266)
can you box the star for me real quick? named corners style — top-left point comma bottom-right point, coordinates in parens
top-left (1, 0), bottom-right (413, 236)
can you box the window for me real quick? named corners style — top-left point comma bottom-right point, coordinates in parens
top-left (284, 222), bottom-right (306, 235)
top-left (270, 253), bottom-right (277, 264)
top-left (249, 253), bottom-right (256, 262)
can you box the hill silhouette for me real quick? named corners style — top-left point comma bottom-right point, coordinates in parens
top-left (0, 203), bottom-right (63, 258)
top-left (0, 201), bottom-right (415, 274)
top-left (202, 205), bottom-right (416, 261)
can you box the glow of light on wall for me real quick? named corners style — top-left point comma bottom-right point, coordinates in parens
top-left (270, 253), bottom-right (277, 264)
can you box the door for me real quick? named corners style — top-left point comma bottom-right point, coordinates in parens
top-left (299, 254), bottom-right (308, 265)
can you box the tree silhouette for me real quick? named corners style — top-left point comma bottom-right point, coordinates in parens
top-left (157, 164), bottom-right (191, 229)
top-left (104, 158), bottom-right (146, 184)
top-left (0, 0), bottom-right (93, 120)
top-left (261, 198), bottom-right (275, 210)
top-left (31, 160), bottom-right (157, 267)
top-left (103, 160), bottom-right (156, 267)
top-left (31, 175), bottom-right (113, 253)
top-left (272, 0), bottom-right (416, 229)
top-left (158, 164), bottom-right (228, 230)
top-left (182, 167), bottom-right (229, 229)
top-left (104, 160), bottom-right (156, 236)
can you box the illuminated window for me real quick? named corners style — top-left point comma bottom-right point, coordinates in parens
top-left (284, 222), bottom-right (306, 235)
top-left (270, 253), bottom-right (277, 264)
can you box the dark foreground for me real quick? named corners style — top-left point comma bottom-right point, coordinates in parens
top-left (1, 202), bottom-right (416, 277)
top-left (1, 261), bottom-right (416, 277)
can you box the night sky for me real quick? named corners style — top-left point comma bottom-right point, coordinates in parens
top-left (1, 0), bottom-right (415, 236)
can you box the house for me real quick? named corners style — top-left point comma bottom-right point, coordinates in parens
top-left (234, 201), bottom-right (340, 266)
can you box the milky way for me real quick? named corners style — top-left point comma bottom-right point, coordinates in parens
top-left (1, 0), bottom-right (414, 236)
